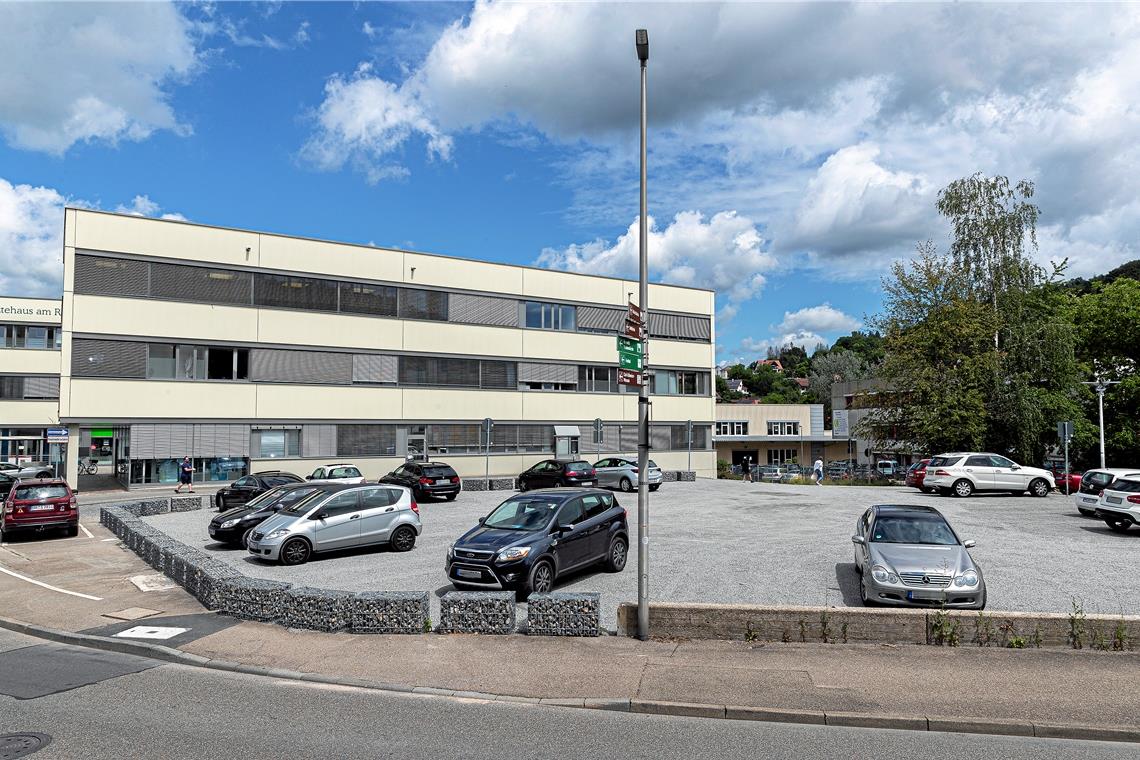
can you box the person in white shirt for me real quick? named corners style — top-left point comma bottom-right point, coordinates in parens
top-left (812, 458), bottom-right (824, 485)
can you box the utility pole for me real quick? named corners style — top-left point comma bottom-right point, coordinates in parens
top-left (635, 28), bottom-right (650, 642)
top-left (1082, 378), bottom-right (1119, 469)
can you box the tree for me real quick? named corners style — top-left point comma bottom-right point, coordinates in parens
top-left (829, 331), bottom-right (885, 367)
top-left (808, 350), bottom-right (868, 410)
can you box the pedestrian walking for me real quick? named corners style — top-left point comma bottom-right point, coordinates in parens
top-left (813, 458), bottom-right (824, 485)
top-left (742, 457), bottom-right (752, 483)
top-left (174, 456), bottom-right (194, 493)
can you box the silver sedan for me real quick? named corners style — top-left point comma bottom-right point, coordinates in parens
top-left (592, 457), bottom-right (663, 493)
top-left (851, 504), bottom-right (986, 609)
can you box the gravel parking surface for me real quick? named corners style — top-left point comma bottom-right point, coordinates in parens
top-left (144, 479), bottom-right (1140, 630)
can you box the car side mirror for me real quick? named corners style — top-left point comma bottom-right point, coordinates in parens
top-left (1010, 465), bottom-right (1021, 470)
top-left (557, 523), bottom-right (574, 535)
top-left (305, 475), bottom-right (314, 481)
top-left (477, 516), bottom-right (486, 525)
top-left (310, 512), bottom-right (327, 521)
top-left (851, 535), bottom-right (865, 545)
top-left (963, 539), bottom-right (976, 548)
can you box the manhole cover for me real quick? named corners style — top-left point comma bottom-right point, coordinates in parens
top-left (0, 733), bottom-right (51, 759)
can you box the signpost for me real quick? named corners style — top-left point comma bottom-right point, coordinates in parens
top-left (617, 368), bottom-right (645, 387)
top-left (1058, 420), bottom-right (1073, 495)
top-left (593, 417), bottom-right (604, 458)
top-left (483, 417), bottom-right (493, 487)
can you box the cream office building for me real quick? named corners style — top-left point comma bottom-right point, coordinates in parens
top-left (0, 297), bottom-right (65, 469)
top-left (58, 209), bottom-right (716, 488)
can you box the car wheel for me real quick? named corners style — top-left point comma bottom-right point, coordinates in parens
top-left (390, 525), bottom-right (417, 552)
top-left (952, 479), bottom-right (974, 498)
top-left (1077, 508), bottom-right (1094, 516)
top-left (1029, 478), bottom-right (1051, 498)
top-left (518, 480), bottom-right (528, 492)
top-left (1105, 518), bottom-right (1131, 533)
top-left (649, 484), bottom-right (660, 492)
top-left (66, 524), bottom-right (79, 538)
top-left (859, 577), bottom-right (873, 606)
top-left (240, 528), bottom-right (254, 550)
top-left (920, 487), bottom-right (933, 494)
top-left (216, 496), bottom-right (226, 512)
top-left (852, 553), bottom-right (862, 574)
top-left (553, 480), bottom-right (563, 488)
top-left (445, 493), bottom-right (457, 501)
top-left (619, 477), bottom-right (633, 493)
top-left (605, 536), bottom-right (628, 572)
top-left (36, 471), bottom-right (51, 479)
top-left (280, 538), bottom-right (311, 566)
top-left (526, 559), bottom-right (555, 596)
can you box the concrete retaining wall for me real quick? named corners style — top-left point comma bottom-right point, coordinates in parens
top-left (616, 602), bottom-right (1140, 650)
top-left (527, 593), bottom-right (600, 637)
top-left (439, 591), bottom-right (515, 634)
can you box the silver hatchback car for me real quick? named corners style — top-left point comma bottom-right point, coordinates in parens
top-left (592, 457), bottom-right (663, 492)
top-left (247, 484), bottom-right (421, 565)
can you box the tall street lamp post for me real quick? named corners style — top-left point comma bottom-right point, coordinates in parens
top-left (1082, 377), bottom-right (1120, 468)
top-left (635, 27), bottom-right (650, 641)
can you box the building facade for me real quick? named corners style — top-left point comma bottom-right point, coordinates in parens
top-left (58, 209), bottom-right (716, 487)
top-left (0, 296), bottom-right (65, 470)
top-left (713, 402), bottom-right (849, 468)
top-left (831, 378), bottom-right (922, 467)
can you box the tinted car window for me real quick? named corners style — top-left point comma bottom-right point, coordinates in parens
top-left (311, 468), bottom-right (326, 479)
top-left (13, 485), bottom-right (68, 500)
top-left (928, 456), bottom-right (962, 467)
top-left (871, 515), bottom-right (956, 545)
top-left (282, 490), bottom-right (327, 515)
top-left (990, 455), bottom-right (1016, 468)
top-left (1084, 472), bottom-right (1115, 487)
top-left (648, 460), bottom-right (659, 468)
top-left (484, 497), bottom-right (560, 530)
top-left (320, 491), bottom-right (360, 516)
top-left (271, 487), bottom-right (319, 509)
top-left (1110, 479), bottom-right (1140, 493)
top-left (557, 499), bottom-right (586, 525)
top-left (565, 461), bottom-right (591, 471)
top-left (245, 486), bottom-right (289, 508)
top-left (423, 466), bottom-right (456, 478)
top-left (264, 476), bottom-right (299, 486)
top-left (359, 487), bottom-right (398, 509)
top-left (965, 456), bottom-right (992, 467)
top-left (234, 476), bottom-right (256, 488)
top-left (582, 493), bottom-right (612, 519)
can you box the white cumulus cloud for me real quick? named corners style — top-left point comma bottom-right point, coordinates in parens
top-left (773, 304), bottom-right (861, 336)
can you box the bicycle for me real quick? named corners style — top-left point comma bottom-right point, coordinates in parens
top-left (78, 459), bottom-right (98, 475)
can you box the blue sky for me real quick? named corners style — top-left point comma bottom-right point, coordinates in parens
top-left (2, 2), bottom-right (1137, 364)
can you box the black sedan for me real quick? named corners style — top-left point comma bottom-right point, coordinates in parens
top-left (208, 483), bottom-right (329, 547)
top-left (517, 460), bottom-right (597, 490)
top-left (447, 489), bottom-right (627, 597)
top-left (214, 471), bottom-right (303, 511)
top-left (378, 461), bottom-right (460, 501)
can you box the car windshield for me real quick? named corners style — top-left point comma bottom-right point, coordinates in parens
top-left (13, 485), bottom-right (67, 500)
top-left (483, 497), bottom-right (561, 531)
top-left (1110, 479), bottom-right (1140, 493)
top-left (565, 461), bottom-right (591, 471)
top-left (259, 486), bottom-right (319, 512)
top-left (244, 486), bottom-right (288, 509)
top-left (871, 514), bottom-right (958, 545)
top-left (281, 490), bottom-right (330, 515)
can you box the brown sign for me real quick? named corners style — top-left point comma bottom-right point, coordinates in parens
top-left (627, 302), bottom-right (644, 323)
top-left (621, 320), bottom-right (647, 340)
top-left (618, 369), bottom-right (646, 387)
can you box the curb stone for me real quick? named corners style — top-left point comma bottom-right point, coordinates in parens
top-left (1, 616), bottom-right (1138, 744)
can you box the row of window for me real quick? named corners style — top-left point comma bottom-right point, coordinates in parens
top-left (74, 253), bottom-right (712, 342)
top-left (0, 376), bottom-right (60, 400)
top-left (0, 324), bottom-right (61, 350)
top-left (713, 420), bottom-right (802, 436)
top-left (72, 339), bottom-right (712, 396)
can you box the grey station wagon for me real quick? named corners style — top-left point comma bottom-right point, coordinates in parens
top-left (247, 483), bottom-right (421, 565)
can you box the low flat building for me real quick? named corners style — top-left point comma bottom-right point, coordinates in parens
top-left (56, 209), bottom-right (717, 488)
top-left (713, 402), bottom-right (849, 469)
top-left (832, 378), bottom-right (923, 467)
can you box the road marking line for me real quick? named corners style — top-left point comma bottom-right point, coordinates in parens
top-left (101, 538), bottom-right (119, 542)
top-left (79, 523), bottom-right (94, 539)
top-left (114, 626), bottom-right (188, 640)
top-left (0, 565), bottom-right (103, 600)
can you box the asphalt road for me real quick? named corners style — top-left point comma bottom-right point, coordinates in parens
top-left (1, 629), bottom-right (1135, 760)
top-left (144, 479), bottom-right (1140, 629)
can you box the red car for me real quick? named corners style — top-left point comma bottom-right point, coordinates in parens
top-left (0, 479), bottom-right (78, 540)
top-left (1051, 469), bottom-right (1083, 494)
top-left (905, 459), bottom-right (932, 493)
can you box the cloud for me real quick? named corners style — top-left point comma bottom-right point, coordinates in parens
top-left (114, 195), bottom-right (187, 222)
top-left (536, 210), bottom-right (774, 308)
top-left (742, 332), bottom-right (828, 356)
top-left (300, 63), bottom-right (453, 183)
top-left (773, 304), bottom-right (861, 336)
top-left (0, 2), bottom-right (198, 154)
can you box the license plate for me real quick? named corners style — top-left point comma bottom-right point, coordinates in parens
top-left (582, 481), bottom-right (595, 487)
top-left (1082, 496), bottom-right (1096, 503)
top-left (907, 590), bottom-right (944, 601)
top-left (29, 504), bottom-right (54, 511)
top-left (455, 568), bottom-right (481, 579)
top-left (1107, 496), bottom-right (1122, 504)
top-left (208, 527), bottom-right (217, 536)
top-left (435, 479), bottom-right (450, 485)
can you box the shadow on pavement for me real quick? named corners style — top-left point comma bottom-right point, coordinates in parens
top-left (832, 563), bottom-right (863, 607)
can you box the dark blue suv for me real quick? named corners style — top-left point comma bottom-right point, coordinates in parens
top-left (446, 489), bottom-right (628, 597)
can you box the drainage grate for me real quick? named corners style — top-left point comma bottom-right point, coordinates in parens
top-left (0, 733), bottom-right (51, 759)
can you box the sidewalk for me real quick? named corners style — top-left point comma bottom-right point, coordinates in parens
top-left (3, 518), bottom-right (1140, 738)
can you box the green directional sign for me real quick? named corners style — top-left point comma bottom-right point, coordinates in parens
top-left (617, 336), bottom-right (643, 355)
top-left (619, 352), bottom-right (644, 371)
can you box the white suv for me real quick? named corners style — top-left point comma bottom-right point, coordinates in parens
top-left (306, 464), bottom-right (367, 484)
top-left (1073, 469), bottom-right (1140, 515)
top-left (1094, 476), bottom-right (1140, 532)
top-left (923, 453), bottom-right (1053, 498)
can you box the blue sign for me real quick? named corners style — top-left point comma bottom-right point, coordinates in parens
top-left (46, 427), bottom-right (69, 443)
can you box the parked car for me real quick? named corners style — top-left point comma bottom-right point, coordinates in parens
top-left (209, 483), bottom-right (333, 547)
top-left (1051, 468), bottom-right (1083, 494)
top-left (852, 504), bottom-right (985, 609)
top-left (447, 489), bottom-right (628, 596)
top-left (875, 460), bottom-right (900, 478)
top-left (784, 463), bottom-right (803, 478)
top-left (903, 459), bottom-right (930, 492)
top-left (922, 452), bottom-right (1053, 497)
top-left (517, 460), bottom-right (597, 490)
top-left (1073, 468), bottom-right (1140, 516)
top-left (592, 457), bottom-right (662, 492)
top-left (378, 461), bottom-right (460, 501)
top-left (827, 461), bottom-right (851, 479)
top-left (306, 464), bottom-right (367, 484)
top-left (214, 471), bottom-right (303, 511)
top-left (1094, 477), bottom-right (1140, 532)
top-left (247, 484), bottom-right (420, 565)
top-left (0, 479), bottom-right (78, 540)
top-left (0, 461), bottom-right (55, 479)
top-left (757, 465), bottom-right (787, 482)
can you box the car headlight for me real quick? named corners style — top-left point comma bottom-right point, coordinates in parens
top-left (220, 519), bottom-right (240, 529)
top-left (497, 546), bottom-right (531, 562)
top-left (447, 543), bottom-right (454, 560)
top-left (871, 564), bottom-right (899, 584)
top-left (266, 528), bottom-right (290, 540)
top-left (954, 570), bottom-right (979, 587)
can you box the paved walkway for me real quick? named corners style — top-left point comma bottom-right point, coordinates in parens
top-left (3, 517), bottom-right (1139, 738)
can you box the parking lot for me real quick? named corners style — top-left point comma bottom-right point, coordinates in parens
top-left (144, 479), bottom-right (1140, 630)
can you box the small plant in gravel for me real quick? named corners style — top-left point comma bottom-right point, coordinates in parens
top-left (1068, 597), bottom-right (1087, 650)
top-left (423, 618), bottom-right (432, 633)
top-left (998, 619), bottom-right (1018, 647)
top-left (1032, 624), bottom-right (1044, 649)
top-left (819, 611), bottom-right (832, 644)
top-left (1113, 618), bottom-right (1132, 651)
top-left (841, 622), bottom-right (849, 644)
top-left (745, 621), bottom-right (761, 642)
top-left (781, 628), bottom-right (792, 643)
top-left (1091, 625), bottom-right (1109, 651)
top-left (798, 619), bottom-right (808, 643)
top-left (974, 612), bottom-right (994, 647)
top-left (1006, 635), bottom-right (1027, 649)
top-left (931, 608), bottom-right (960, 647)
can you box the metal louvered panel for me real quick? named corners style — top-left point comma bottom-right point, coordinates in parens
top-left (599, 424), bottom-right (621, 451)
top-left (352, 354), bottom-right (398, 384)
top-left (479, 360), bottom-right (516, 389)
top-left (302, 425), bottom-right (336, 458)
top-left (130, 425), bottom-right (156, 459)
top-left (22, 376), bottom-right (59, 399)
top-left (0, 377), bottom-right (23, 399)
top-left (693, 424), bottom-right (711, 450)
top-left (250, 349), bottom-right (352, 384)
top-left (619, 425), bottom-right (638, 452)
top-left (71, 339), bottom-right (147, 378)
top-left (167, 424), bottom-right (194, 459)
top-left (398, 356), bottom-right (479, 387)
top-left (518, 425), bottom-right (553, 449)
top-left (254, 273), bottom-right (338, 312)
top-left (517, 362), bottom-right (577, 383)
top-left (648, 312), bottom-right (711, 341)
top-left (150, 262), bottom-right (253, 305)
top-left (577, 306), bottom-right (624, 332)
top-left (398, 289), bottom-right (448, 321)
top-left (649, 425), bottom-right (671, 452)
top-left (336, 425), bottom-right (397, 457)
top-left (195, 425), bottom-right (216, 457)
top-left (448, 293), bottom-right (518, 327)
top-left (339, 282), bottom-right (398, 317)
top-left (74, 255), bottom-right (149, 297)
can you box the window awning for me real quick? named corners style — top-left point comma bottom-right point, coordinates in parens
top-left (554, 425), bottom-right (581, 437)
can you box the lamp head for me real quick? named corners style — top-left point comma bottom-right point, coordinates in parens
top-left (635, 29), bottom-right (649, 62)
